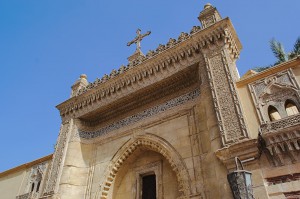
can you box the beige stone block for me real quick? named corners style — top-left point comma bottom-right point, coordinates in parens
top-left (251, 169), bottom-right (265, 187)
top-left (59, 184), bottom-right (86, 199)
top-left (184, 157), bottom-right (194, 169)
top-left (253, 185), bottom-right (269, 199)
top-left (199, 130), bottom-right (211, 153)
top-left (64, 142), bottom-right (92, 168)
top-left (92, 161), bottom-right (110, 184)
top-left (96, 136), bottom-right (130, 164)
top-left (210, 137), bottom-right (222, 151)
top-left (267, 184), bottom-right (283, 195)
top-left (177, 145), bottom-right (192, 158)
top-left (60, 166), bottom-right (88, 186)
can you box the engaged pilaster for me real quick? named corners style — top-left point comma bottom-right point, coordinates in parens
top-left (199, 4), bottom-right (249, 146)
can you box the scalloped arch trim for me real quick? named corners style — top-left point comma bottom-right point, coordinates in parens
top-left (97, 134), bottom-right (191, 199)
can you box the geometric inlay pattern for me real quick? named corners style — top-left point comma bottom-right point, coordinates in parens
top-left (79, 89), bottom-right (200, 139)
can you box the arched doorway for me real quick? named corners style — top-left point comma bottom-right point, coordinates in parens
top-left (98, 134), bottom-right (191, 199)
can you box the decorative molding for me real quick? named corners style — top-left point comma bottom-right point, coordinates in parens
top-left (259, 124), bottom-right (300, 167)
top-left (77, 89), bottom-right (200, 140)
top-left (96, 134), bottom-right (192, 199)
top-left (266, 173), bottom-right (300, 186)
top-left (133, 161), bottom-right (163, 199)
top-left (215, 139), bottom-right (259, 171)
top-left (41, 120), bottom-right (73, 197)
top-left (236, 57), bottom-right (300, 87)
top-left (260, 114), bottom-right (300, 134)
top-left (204, 50), bottom-right (248, 146)
top-left (15, 162), bottom-right (49, 199)
top-left (56, 18), bottom-right (241, 124)
top-left (249, 69), bottom-right (300, 123)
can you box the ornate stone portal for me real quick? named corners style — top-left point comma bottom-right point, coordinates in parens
top-left (39, 4), bottom-right (252, 199)
top-left (3, 3), bottom-right (300, 199)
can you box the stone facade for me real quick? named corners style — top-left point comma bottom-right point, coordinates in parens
top-left (1, 3), bottom-right (300, 199)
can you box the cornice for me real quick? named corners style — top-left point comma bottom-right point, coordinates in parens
top-left (0, 154), bottom-right (52, 178)
top-left (236, 56), bottom-right (300, 88)
top-left (56, 17), bottom-right (241, 121)
top-left (215, 139), bottom-right (259, 171)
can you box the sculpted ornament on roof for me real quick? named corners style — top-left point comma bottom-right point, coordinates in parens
top-left (76, 26), bottom-right (202, 96)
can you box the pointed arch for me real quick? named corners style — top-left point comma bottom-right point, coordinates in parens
top-left (285, 99), bottom-right (299, 116)
top-left (97, 133), bottom-right (191, 199)
top-left (268, 105), bottom-right (281, 121)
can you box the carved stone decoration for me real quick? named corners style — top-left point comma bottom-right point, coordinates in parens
top-left (16, 193), bottom-right (30, 199)
top-left (96, 134), bottom-right (192, 199)
top-left (41, 120), bottom-right (73, 197)
top-left (258, 115), bottom-right (300, 166)
top-left (204, 51), bottom-right (248, 146)
top-left (249, 69), bottom-right (300, 123)
top-left (198, 4), bottom-right (222, 28)
top-left (15, 163), bottom-right (48, 199)
top-left (78, 89), bottom-right (200, 139)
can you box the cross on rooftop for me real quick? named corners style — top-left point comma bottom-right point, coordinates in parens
top-left (127, 29), bottom-right (151, 52)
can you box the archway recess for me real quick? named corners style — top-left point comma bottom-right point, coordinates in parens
top-left (98, 133), bottom-right (191, 199)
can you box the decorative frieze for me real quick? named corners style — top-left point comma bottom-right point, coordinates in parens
top-left (204, 51), bottom-right (248, 146)
top-left (56, 18), bottom-right (240, 124)
top-left (249, 69), bottom-right (300, 123)
top-left (42, 120), bottom-right (73, 197)
top-left (260, 114), bottom-right (300, 134)
top-left (78, 89), bottom-right (200, 139)
top-left (259, 129), bottom-right (300, 166)
top-left (266, 173), bottom-right (300, 186)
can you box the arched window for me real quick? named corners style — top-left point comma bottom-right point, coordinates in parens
top-left (285, 100), bottom-right (299, 116)
top-left (36, 181), bottom-right (41, 192)
top-left (31, 183), bottom-right (35, 192)
top-left (268, 106), bottom-right (281, 121)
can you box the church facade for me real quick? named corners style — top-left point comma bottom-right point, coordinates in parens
top-left (1, 4), bottom-right (300, 199)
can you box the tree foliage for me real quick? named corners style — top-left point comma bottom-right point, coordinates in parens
top-left (252, 37), bottom-right (300, 72)
top-left (289, 37), bottom-right (300, 59)
top-left (270, 38), bottom-right (287, 65)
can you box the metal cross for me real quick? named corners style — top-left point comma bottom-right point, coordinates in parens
top-left (127, 29), bottom-right (151, 52)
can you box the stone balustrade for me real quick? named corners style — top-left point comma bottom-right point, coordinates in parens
top-left (260, 114), bottom-right (300, 134)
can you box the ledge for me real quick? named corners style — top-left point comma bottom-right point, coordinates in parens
top-left (215, 139), bottom-right (259, 171)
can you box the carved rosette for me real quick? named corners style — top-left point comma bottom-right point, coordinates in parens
top-left (41, 120), bottom-right (73, 197)
top-left (203, 48), bottom-right (248, 146)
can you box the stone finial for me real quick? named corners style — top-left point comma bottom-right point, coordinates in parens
top-left (198, 3), bottom-right (222, 28)
top-left (204, 3), bottom-right (212, 9)
top-left (71, 74), bottom-right (88, 97)
top-left (80, 74), bottom-right (87, 79)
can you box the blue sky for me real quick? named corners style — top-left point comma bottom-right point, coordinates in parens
top-left (0, 0), bottom-right (299, 172)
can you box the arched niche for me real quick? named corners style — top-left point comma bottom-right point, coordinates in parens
top-left (97, 134), bottom-right (191, 199)
top-left (285, 99), bottom-right (299, 116)
top-left (268, 105), bottom-right (281, 121)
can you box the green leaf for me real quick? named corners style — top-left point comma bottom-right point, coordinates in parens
top-left (270, 38), bottom-right (287, 64)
